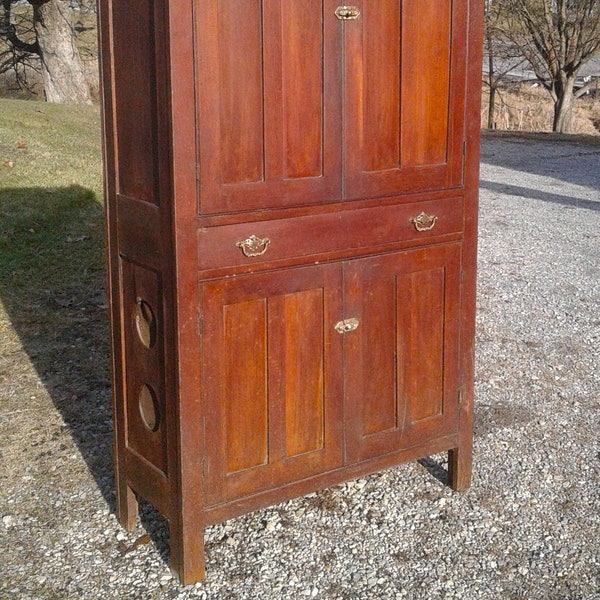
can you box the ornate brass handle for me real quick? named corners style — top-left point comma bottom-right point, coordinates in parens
top-left (236, 235), bottom-right (271, 258)
top-left (334, 318), bottom-right (359, 334)
top-left (410, 212), bottom-right (438, 232)
top-left (335, 5), bottom-right (361, 19)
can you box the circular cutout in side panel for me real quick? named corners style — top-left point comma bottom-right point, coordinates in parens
top-left (135, 297), bottom-right (156, 348)
top-left (138, 384), bottom-right (160, 432)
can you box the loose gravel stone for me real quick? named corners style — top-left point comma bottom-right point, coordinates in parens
top-left (0, 132), bottom-right (599, 599)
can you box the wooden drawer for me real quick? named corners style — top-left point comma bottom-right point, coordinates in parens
top-left (198, 197), bottom-right (464, 273)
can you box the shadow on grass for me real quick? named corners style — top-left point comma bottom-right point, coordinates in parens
top-left (0, 185), bottom-right (115, 509)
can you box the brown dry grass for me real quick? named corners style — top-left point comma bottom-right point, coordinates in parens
top-left (482, 83), bottom-right (600, 135)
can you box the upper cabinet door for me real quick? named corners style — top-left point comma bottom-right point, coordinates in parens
top-left (196, 0), bottom-right (343, 216)
top-left (343, 0), bottom-right (468, 200)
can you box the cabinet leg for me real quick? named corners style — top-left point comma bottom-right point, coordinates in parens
top-left (169, 516), bottom-right (206, 585)
top-left (116, 482), bottom-right (138, 531)
top-left (448, 445), bottom-right (472, 491)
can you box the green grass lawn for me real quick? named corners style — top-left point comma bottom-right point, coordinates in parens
top-left (0, 99), bottom-right (113, 537)
top-left (0, 98), bottom-right (104, 293)
top-left (0, 98), bottom-right (102, 194)
top-left (0, 99), bottom-right (108, 428)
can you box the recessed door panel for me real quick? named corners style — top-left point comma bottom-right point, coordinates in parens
top-left (196, 0), bottom-right (342, 215)
top-left (343, 0), bottom-right (467, 199)
top-left (202, 264), bottom-right (343, 505)
top-left (343, 244), bottom-right (461, 463)
top-left (400, 0), bottom-right (453, 167)
top-left (222, 298), bottom-right (269, 473)
top-left (272, 289), bottom-right (326, 457)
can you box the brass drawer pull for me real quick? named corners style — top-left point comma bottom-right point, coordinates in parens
top-left (411, 212), bottom-right (438, 232)
top-left (335, 5), bottom-right (361, 20)
top-left (236, 235), bottom-right (271, 257)
top-left (334, 318), bottom-right (359, 334)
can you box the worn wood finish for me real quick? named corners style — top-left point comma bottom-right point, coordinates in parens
top-left (202, 264), bottom-right (344, 506)
top-left (344, 244), bottom-right (461, 463)
top-left (197, 0), bottom-right (342, 215)
top-left (344, 0), bottom-right (468, 199)
top-left (100, 0), bottom-right (482, 584)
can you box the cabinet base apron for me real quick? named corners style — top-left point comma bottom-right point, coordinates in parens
top-left (116, 434), bottom-right (471, 584)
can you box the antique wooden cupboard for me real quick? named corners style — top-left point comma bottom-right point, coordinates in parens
top-left (99, 0), bottom-right (483, 584)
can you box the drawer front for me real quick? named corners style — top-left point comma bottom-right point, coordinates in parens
top-left (198, 197), bottom-right (463, 272)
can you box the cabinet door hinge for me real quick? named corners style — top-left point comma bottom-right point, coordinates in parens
top-left (198, 314), bottom-right (203, 336)
top-left (463, 140), bottom-right (466, 155)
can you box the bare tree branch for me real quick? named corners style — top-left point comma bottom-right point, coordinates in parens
top-left (1, 0), bottom-right (40, 54)
top-left (494, 0), bottom-right (600, 132)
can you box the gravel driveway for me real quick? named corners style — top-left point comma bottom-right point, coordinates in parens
top-left (1, 132), bottom-right (599, 599)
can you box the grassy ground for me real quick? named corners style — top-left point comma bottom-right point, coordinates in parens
top-left (0, 98), bottom-right (103, 291)
top-left (0, 98), bottom-right (102, 193)
top-left (0, 99), bottom-right (111, 519)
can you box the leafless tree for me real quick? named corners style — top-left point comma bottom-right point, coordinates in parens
top-left (498, 0), bottom-right (600, 133)
top-left (0, 3), bottom-right (39, 94)
top-left (484, 0), bottom-right (529, 129)
top-left (1, 0), bottom-right (92, 104)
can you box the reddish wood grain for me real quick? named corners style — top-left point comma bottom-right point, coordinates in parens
top-left (197, 0), bottom-right (342, 214)
top-left (344, 0), bottom-right (468, 199)
top-left (344, 244), bottom-right (461, 463)
top-left (223, 299), bottom-right (269, 473)
top-left (202, 265), bottom-right (343, 506)
top-left (100, 0), bottom-right (482, 583)
top-left (401, 0), bottom-right (452, 166)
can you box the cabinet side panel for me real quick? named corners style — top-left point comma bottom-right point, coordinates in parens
top-left (400, 0), bottom-right (452, 166)
top-left (120, 259), bottom-right (167, 474)
top-left (218, 0), bottom-right (265, 184)
top-left (223, 299), bottom-right (269, 472)
top-left (112, 0), bottom-right (158, 203)
top-left (397, 267), bottom-right (445, 422)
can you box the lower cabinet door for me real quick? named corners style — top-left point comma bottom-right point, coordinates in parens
top-left (343, 243), bottom-right (462, 463)
top-left (201, 263), bottom-right (344, 506)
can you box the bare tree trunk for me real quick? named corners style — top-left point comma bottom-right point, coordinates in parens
top-left (486, 39), bottom-right (497, 130)
top-left (487, 85), bottom-right (497, 130)
top-left (32, 0), bottom-right (91, 104)
top-left (552, 75), bottom-right (575, 133)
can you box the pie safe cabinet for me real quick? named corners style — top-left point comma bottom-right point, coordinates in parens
top-left (98, 0), bottom-right (483, 584)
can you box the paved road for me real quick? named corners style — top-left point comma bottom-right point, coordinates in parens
top-left (483, 53), bottom-right (600, 81)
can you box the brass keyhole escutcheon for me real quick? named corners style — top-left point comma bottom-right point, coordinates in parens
top-left (335, 5), bottom-right (361, 20)
top-left (334, 318), bottom-right (360, 334)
